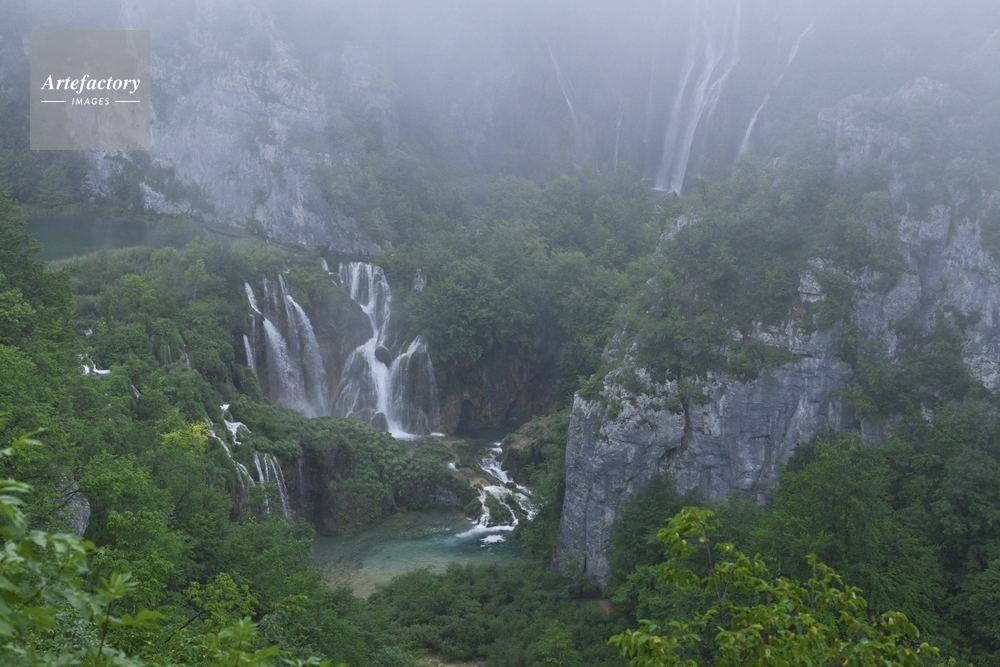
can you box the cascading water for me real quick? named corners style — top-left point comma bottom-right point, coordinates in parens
top-left (209, 411), bottom-right (254, 494)
top-left (213, 405), bottom-right (292, 518)
top-left (548, 44), bottom-right (582, 169)
top-left (458, 442), bottom-right (536, 545)
top-left (739, 23), bottom-right (814, 154)
top-left (653, 0), bottom-right (742, 194)
top-left (244, 262), bottom-right (439, 437)
top-left (243, 334), bottom-right (256, 374)
top-left (244, 278), bottom-right (329, 418)
top-left (332, 262), bottom-right (440, 438)
top-left (277, 275), bottom-right (329, 416)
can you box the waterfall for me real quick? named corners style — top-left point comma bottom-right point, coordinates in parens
top-left (266, 454), bottom-right (292, 518)
top-left (458, 442), bottom-right (536, 545)
top-left (332, 262), bottom-right (440, 438)
top-left (740, 23), bottom-right (814, 154)
top-left (243, 334), bottom-right (256, 374)
top-left (388, 337), bottom-right (440, 436)
top-left (548, 44), bottom-right (582, 168)
top-left (214, 405), bottom-right (292, 518)
top-left (244, 263), bottom-right (439, 437)
top-left (253, 452), bottom-right (269, 513)
top-left (244, 278), bottom-right (329, 418)
top-left (277, 275), bottom-right (329, 417)
top-left (209, 413), bottom-right (254, 494)
top-left (654, 0), bottom-right (742, 194)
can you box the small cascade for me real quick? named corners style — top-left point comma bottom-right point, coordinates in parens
top-left (80, 354), bottom-right (111, 377)
top-left (654, 0), bottom-right (742, 193)
top-left (244, 278), bottom-right (329, 418)
top-left (265, 454), bottom-right (292, 518)
top-left (243, 334), bottom-right (256, 374)
top-left (209, 417), bottom-right (254, 494)
top-left (213, 405), bottom-right (292, 518)
top-left (459, 442), bottom-right (536, 545)
top-left (253, 452), bottom-right (269, 513)
top-left (332, 262), bottom-right (440, 437)
top-left (388, 336), bottom-right (440, 436)
top-left (739, 23), bottom-right (813, 154)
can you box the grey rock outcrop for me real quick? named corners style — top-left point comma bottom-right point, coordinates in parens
top-left (554, 326), bottom-right (854, 586)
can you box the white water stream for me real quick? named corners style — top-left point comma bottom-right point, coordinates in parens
top-left (211, 404), bottom-right (292, 518)
top-left (739, 23), bottom-right (814, 154)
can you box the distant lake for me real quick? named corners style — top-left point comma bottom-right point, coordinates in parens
top-left (26, 213), bottom-right (205, 261)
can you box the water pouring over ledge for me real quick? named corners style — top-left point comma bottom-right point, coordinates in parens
top-left (332, 262), bottom-right (440, 439)
top-left (244, 262), bottom-right (440, 439)
top-left (244, 276), bottom-right (328, 418)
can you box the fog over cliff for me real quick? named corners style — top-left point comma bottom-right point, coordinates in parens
top-left (3, 0), bottom-right (998, 252)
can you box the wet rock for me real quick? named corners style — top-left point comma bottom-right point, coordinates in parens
top-left (374, 345), bottom-right (392, 366)
top-left (370, 412), bottom-right (389, 433)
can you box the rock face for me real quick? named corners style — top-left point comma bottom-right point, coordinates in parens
top-left (81, 1), bottom-right (383, 257)
top-left (554, 327), bottom-right (854, 586)
top-left (7, 0), bottom-right (828, 221)
top-left (555, 78), bottom-right (1000, 587)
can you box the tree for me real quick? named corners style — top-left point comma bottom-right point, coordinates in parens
top-left (0, 429), bottom-right (330, 666)
top-left (609, 507), bottom-right (938, 667)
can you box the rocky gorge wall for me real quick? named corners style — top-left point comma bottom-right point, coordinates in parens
top-left (554, 78), bottom-right (1000, 587)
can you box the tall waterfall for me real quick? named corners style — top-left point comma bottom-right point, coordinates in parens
top-left (243, 263), bottom-right (440, 437)
top-left (244, 277), bottom-right (329, 418)
top-left (548, 44), bottom-right (582, 169)
top-left (653, 0), bottom-right (742, 194)
top-left (332, 262), bottom-right (440, 438)
top-left (739, 23), bottom-right (814, 154)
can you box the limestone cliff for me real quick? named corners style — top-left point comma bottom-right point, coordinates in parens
top-left (86, 0), bottom-right (384, 257)
top-left (555, 78), bottom-right (1000, 587)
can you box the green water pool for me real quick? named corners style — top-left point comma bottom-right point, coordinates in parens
top-left (311, 509), bottom-right (524, 598)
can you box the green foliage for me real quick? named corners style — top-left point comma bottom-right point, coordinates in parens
top-left (608, 475), bottom-right (695, 599)
top-left (618, 154), bottom-right (905, 386)
top-left (844, 312), bottom-right (990, 417)
top-left (368, 562), bottom-right (627, 667)
top-left (749, 437), bottom-right (943, 631)
top-left (609, 507), bottom-right (938, 667)
top-left (0, 431), bottom-right (338, 666)
top-left (503, 412), bottom-right (570, 559)
top-left (382, 171), bottom-right (658, 400)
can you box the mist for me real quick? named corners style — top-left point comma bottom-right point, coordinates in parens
top-left (6, 0), bottom-right (1000, 198)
